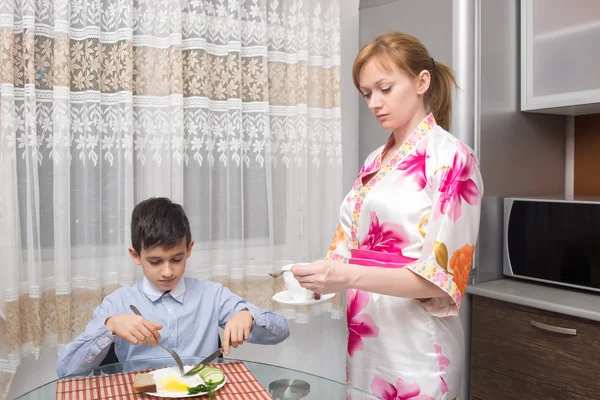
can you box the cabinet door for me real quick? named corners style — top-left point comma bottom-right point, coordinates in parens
top-left (471, 296), bottom-right (600, 399)
top-left (521, 0), bottom-right (600, 114)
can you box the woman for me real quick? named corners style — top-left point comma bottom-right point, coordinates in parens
top-left (292, 32), bottom-right (483, 399)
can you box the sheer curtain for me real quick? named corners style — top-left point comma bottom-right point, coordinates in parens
top-left (0, 0), bottom-right (342, 396)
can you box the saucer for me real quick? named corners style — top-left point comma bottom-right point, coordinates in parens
top-left (272, 291), bottom-right (335, 305)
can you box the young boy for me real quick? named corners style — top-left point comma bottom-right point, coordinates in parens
top-left (57, 197), bottom-right (290, 377)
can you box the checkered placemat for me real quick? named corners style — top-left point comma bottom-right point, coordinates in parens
top-left (56, 361), bottom-right (272, 399)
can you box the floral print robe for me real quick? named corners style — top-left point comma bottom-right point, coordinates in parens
top-left (328, 114), bottom-right (483, 400)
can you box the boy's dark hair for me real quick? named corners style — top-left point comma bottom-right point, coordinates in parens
top-left (131, 197), bottom-right (191, 255)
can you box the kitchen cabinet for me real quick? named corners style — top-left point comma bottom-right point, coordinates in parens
top-left (471, 295), bottom-right (600, 399)
top-left (520, 0), bottom-right (600, 115)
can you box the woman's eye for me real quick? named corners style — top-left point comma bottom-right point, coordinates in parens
top-left (361, 92), bottom-right (371, 99)
top-left (381, 86), bottom-right (391, 92)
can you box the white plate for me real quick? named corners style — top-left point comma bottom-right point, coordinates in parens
top-left (272, 290), bottom-right (335, 305)
top-left (145, 365), bottom-right (227, 398)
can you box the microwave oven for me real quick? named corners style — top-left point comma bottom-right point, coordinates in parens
top-left (504, 196), bottom-right (600, 293)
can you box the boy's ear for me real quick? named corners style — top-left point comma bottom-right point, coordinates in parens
top-left (128, 247), bottom-right (142, 265)
top-left (186, 240), bottom-right (195, 258)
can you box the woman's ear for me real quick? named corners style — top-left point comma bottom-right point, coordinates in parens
top-left (128, 247), bottom-right (142, 265)
top-left (416, 70), bottom-right (431, 95)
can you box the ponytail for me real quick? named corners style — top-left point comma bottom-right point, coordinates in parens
top-left (425, 60), bottom-right (458, 132)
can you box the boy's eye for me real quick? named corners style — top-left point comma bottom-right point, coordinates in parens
top-left (172, 259), bottom-right (183, 263)
top-left (149, 260), bottom-right (161, 266)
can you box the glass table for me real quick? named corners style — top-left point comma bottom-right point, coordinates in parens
top-left (15, 356), bottom-right (382, 399)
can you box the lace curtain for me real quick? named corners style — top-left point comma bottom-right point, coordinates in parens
top-left (0, 0), bottom-right (342, 396)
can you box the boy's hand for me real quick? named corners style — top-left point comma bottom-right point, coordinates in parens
top-left (105, 314), bottom-right (162, 347)
top-left (222, 309), bottom-right (253, 356)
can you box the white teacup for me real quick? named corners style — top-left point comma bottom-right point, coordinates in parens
top-left (282, 263), bottom-right (314, 301)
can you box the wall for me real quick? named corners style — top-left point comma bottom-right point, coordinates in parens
top-left (573, 114), bottom-right (600, 195)
top-left (6, 1), bottom-right (361, 398)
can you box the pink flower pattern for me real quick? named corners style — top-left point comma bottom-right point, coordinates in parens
top-left (360, 211), bottom-right (409, 253)
top-left (435, 344), bottom-right (451, 394)
top-left (371, 376), bottom-right (435, 400)
top-left (346, 289), bottom-right (379, 357)
top-left (350, 211), bottom-right (415, 268)
top-left (434, 143), bottom-right (480, 222)
top-left (354, 154), bottom-right (382, 191)
top-left (359, 155), bottom-right (380, 178)
top-left (432, 271), bottom-right (449, 287)
top-left (396, 138), bottom-right (430, 191)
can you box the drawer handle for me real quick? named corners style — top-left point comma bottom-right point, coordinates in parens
top-left (530, 320), bottom-right (577, 336)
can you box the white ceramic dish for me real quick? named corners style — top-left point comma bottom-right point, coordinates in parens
top-left (272, 290), bottom-right (335, 306)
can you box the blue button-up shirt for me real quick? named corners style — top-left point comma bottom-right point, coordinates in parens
top-left (57, 277), bottom-right (290, 377)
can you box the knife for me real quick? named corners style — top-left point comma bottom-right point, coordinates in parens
top-left (183, 347), bottom-right (223, 377)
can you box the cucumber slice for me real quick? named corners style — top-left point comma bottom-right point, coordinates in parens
top-left (200, 369), bottom-right (220, 377)
top-left (185, 364), bottom-right (206, 376)
top-left (198, 366), bottom-right (221, 377)
top-left (199, 367), bottom-right (225, 385)
top-left (203, 374), bottom-right (224, 385)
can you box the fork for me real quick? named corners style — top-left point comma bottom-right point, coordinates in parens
top-left (129, 304), bottom-right (185, 376)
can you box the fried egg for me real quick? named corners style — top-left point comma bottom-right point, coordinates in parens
top-left (152, 367), bottom-right (202, 394)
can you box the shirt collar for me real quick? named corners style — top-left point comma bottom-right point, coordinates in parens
top-left (142, 276), bottom-right (186, 303)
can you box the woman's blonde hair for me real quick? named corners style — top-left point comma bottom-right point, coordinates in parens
top-left (352, 32), bottom-right (458, 132)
